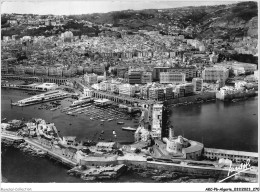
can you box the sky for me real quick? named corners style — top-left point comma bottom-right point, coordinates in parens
top-left (1, 0), bottom-right (238, 15)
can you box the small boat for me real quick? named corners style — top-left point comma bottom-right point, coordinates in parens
top-left (117, 122), bottom-right (124, 125)
top-left (101, 120), bottom-right (105, 122)
top-left (122, 127), bottom-right (137, 131)
top-left (107, 119), bottom-right (113, 121)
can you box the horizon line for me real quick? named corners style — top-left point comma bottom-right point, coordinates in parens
top-left (1, 0), bottom-right (239, 16)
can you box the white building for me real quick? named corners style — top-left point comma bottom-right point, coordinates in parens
top-left (202, 67), bottom-right (229, 82)
top-left (84, 73), bottom-right (98, 85)
top-left (192, 78), bottom-right (203, 92)
top-left (232, 63), bottom-right (257, 74)
top-left (110, 83), bottom-right (120, 94)
top-left (99, 81), bottom-right (111, 91)
top-left (91, 83), bottom-right (100, 90)
top-left (61, 31), bottom-right (73, 42)
top-left (254, 70), bottom-right (258, 80)
top-left (83, 88), bottom-right (93, 97)
top-left (3, 36), bottom-right (10, 42)
top-left (141, 72), bottom-right (152, 84)
top-left (35, 83), bottom-right (58, 91)
top-left (232, 66), bottom-right (246, 76)
top-left (176, 83), bottom-right (194, 96)
top-left (216, 86), bottom-right (240, 100)
top-left (119, 84), bottom-right (135, 97)
top-left (234, 81), bottom-right (247, 90)
top-left (209, 52), bottom-right (218, 63)
top-left (199, 45), bottom-right (205, 52)
top-left (160, 72), bottom-right (186, 84)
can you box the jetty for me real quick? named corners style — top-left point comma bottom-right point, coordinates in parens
top-left (11, 90), bottom-right (72, 107)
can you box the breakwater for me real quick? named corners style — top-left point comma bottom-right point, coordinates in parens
top-left (2, 128), bottom-right (258, 183)
top-left (1, 132), bottom-right (77, 168)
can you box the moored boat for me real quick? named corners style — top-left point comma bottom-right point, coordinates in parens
top-left (122, 127), bottom-right (137, 131)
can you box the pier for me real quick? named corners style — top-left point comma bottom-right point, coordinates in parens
top-left (11, 90), bottom-right (72, 107)
top-left (25, 139), bottom-right (77, 168)
top-left (1, 131), bottom-right (24, 141)
top-left (1, 131), bottom-right (77, 168)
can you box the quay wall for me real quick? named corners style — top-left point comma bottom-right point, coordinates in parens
top-left (163, 92), bottom-right (216, 106)
top-left (79, 159), bottom-right (118, 166)
top-left (118, 159), bottom-right (148, 168)
top-left (1, 133), bottom-right (77, 168)
top-left (2, 134), bottom-right (258, 179)
top-left (216, 90), bottom-right (257, 101)
top-left (26, 139), bottom-right (77, 168)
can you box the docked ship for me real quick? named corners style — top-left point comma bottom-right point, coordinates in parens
top-left (71, 96), bottom-right (94, 107)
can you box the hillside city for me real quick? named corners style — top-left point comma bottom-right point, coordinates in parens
top-left (1, 2), bottom-right (258, 105)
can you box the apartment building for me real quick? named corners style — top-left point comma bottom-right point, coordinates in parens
top-left (128, 71), bottom-right (142, 84)
top-left (141, 72), bottom-right (152, 84)
top-left (99, 81), bottom-right (111, 92)
top-left (119, 84), bottom-right (135, 97)
top-left (176, 83), bottom-right (194, 96)
top-left (153, 67), bottom-right (197, 81)
top-left (84, 73), bottom-right (98, 85)
top-left (202, 67), bottom-right (229, 83)
top-left (164, 87), bottom-right (173, 100)
top-left (148, 87), bottom-right (164, 101)
top-left (160, 72), bottom-right (186, 84)
top-left (192, 78), bottom-right (203, 92)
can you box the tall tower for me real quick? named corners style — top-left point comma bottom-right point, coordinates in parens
top-left (151, 104), bottom-right (163, 139)
top-left (104, 71), bottom-right (107, 81)
top-left (169, 127), bottom-right (174, 141)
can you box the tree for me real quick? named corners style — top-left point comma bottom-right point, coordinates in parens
top-left (134, 148), bottom-right (141, 154)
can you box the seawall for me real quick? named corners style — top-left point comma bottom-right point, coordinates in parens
top-left (164, 92), bottom-right (216, 106)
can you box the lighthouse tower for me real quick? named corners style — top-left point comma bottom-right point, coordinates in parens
top-left (169, 127), bottom-right (174, 141)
